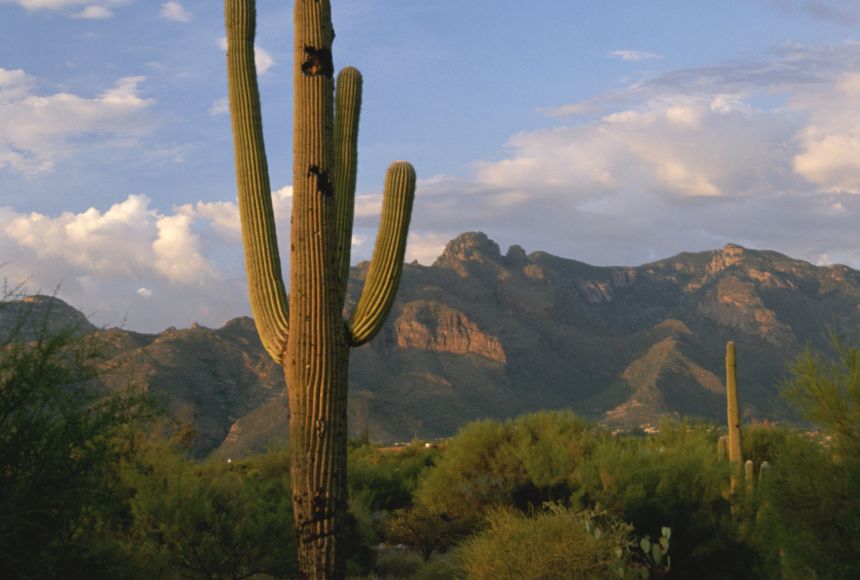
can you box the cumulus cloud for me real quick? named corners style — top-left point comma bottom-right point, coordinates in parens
top-left (404, 231), bottom-right (450, 264)
top-left (0, 193), bottom-right (258, 331)
top-left (0, 185), bottom-right (307, 331)
top-left (0, 69), bottom-right (154, 174)
top-left (7, 1), bottom-right (128, 17)
top-left (540, 101), bottom-right (595, 118)
top-left (218, 38), bottom-right (275, 75)
top-left (71, 5), bottom-right (112, 19)
top-left (160, 1), bottom-right (190, 22)
top-left (609, 50), bottom-right (662, 61)
top-left (405, 40), bottom-right (860, 269)
top-left (791, 72), bottom-right (860, 192)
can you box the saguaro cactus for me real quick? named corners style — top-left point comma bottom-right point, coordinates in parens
top-left (224, 1), bottom-right (416, 577)
top-left (726, 341), bottom-right (743, 500)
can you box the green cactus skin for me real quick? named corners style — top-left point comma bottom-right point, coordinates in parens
top-left (726, 341), bottom-right (743, 499)
top-left (744, 459), bottom-right (755, 497)
top-left (758, 460), bottom-right (770, 487)
top-left (224, 1), bottom-right (416, 577)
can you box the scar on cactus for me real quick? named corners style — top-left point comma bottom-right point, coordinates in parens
top-left (301, 46), bottom-right (334, 77)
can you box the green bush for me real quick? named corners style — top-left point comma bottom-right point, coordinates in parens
top-left (373, 547), bottom-right (425, 579)
top-left (0, 305), bottom-right (151, 578)
top-left (456, 503), bottom-right (633, 580)
top-left (385, 503), bottom-right (471, 561)
top-left (122, 444), bottom-right (297, 578)
top-left (348, 441), bottom-right (438, 512)
top-left (415, 410), bottom-right (594, 520)
top-left (763, 337), bottom-right (860, 579)
top-left (573, 423), bottom-right (758, 579)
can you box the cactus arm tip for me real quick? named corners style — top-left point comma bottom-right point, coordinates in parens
top-left (347, 161), bottom-right (416, 346)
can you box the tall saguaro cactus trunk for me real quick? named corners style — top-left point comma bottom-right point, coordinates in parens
top-left (725, 341), bottom-right (743, 501)
top-left (225, 1), bottom-right (416, 577)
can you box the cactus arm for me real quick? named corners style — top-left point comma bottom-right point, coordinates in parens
top-left (744, 459), bottom-right (754, 497)
top-left (347, 161), bottom-right (416, 346)
top-left (726, 340), bottom-right (743, 497)
top-left (333, 67), bottom-right (362, 301)
top-left (225, 0), bottom-right (290, 362)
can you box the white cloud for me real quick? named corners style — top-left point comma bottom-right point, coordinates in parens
top-left (7, 1), bottom-right (128, 17)
top-left (792, 73), bottom-right (860, 192)
top-left (403, 40), bottom-right (860, 270)
top-left (71, 5), bottom-right (112, 19)
top-left (0, 69), bottom-right (155, 174)
top-left (218, 37), bottom-right (275, 75)
top-left (0, 193), bottom-right (262, 331)
top-left (208, 96), bottom-right (229, 116)
top-left (160, 1), bottom-right (190, 23)
top-left (153, 210), bottom-right (217, 284)
top-left (405, 231), bottom-right (449, 264)
top-left (254, 46), bottom-right (275, 75)
top-left (609, 50), bottom-right (662, 61)
top-left (540, 101), bottom-right (594, 118)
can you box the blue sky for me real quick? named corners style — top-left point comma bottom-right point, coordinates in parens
top-left (2, 0), bottom-right (860, 331)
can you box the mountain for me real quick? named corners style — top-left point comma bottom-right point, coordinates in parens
top-left (9, 233), bottom-right (860, 456)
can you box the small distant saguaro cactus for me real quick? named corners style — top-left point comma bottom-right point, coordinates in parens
top-left (726, 341), bottom-right (743, 500)
top-left (224, 1), bottom-right (416, 577)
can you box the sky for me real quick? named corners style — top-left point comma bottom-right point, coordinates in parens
top-left (2, 1), bottom-right (860, 332)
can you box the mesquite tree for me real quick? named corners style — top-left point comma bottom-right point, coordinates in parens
top-left (224, 1), bottom-right (416, 576)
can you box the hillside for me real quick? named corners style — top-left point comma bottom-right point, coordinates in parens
top-left (10, 232), bottom-right (860, 455)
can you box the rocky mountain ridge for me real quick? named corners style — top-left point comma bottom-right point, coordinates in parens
top-left (7, 232), bottom-right (860, 456)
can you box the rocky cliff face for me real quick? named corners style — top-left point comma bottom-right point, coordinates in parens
top-left (13, 232), bottom-right (860, 455)
top-left (394, 301), bottom-right (506, 363)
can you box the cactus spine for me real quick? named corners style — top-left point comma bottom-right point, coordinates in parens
top-left (726, 341), bottom-right (743, 500)
top-left (224, 1), bottom-right (416, 577)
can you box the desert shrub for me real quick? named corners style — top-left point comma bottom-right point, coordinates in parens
top-left (456, 503), bottom-right (633, 580)
top-left (348, 440), bottom-right (438, 512)
top-left (122, 444), bottom-right (297, 578)
top-left (374, 546), bottom-right (425, 579)
top-left (763, 338), bottom-right (860, 579)
top-left (415, 410), bottom-right (595, 521)
top-left (385, 503), bottom-right (472, 561)
top-left (411, 551), bottom-right (463, 580)
top-left (0, 302), bottom-right (152, 578)
top-left (573, 422), bottom-right (758, 579)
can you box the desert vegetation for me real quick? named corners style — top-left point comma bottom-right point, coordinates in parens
top-left (2, 295), bottom-right (859, 579)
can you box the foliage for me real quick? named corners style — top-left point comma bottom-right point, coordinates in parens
top-left (348, 441), bottom-right (438, 512)
top-left (344, 442), bottom-right (439, 575)
top-left (415, 410), bottom-right (595, 520)
top-left (455, 503), bottom-right (634, 580)
top-left (573, 422), bottom-right (759, 579)
top-left (373, 547), bottom-right (425, 579)
top-left (782, 335), bottom-right (860, 455)
top-left (763, 337), bottom-right (860, 579)
top-left (0, 299), bottom-right (154, 578)
top-left (122, 443), bottom-right (297, 578)
top-left (385, 503), bottom-right (471, 561)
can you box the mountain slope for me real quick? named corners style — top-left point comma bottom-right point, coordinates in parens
top-left (13, 232), bottom-right (860, 455)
